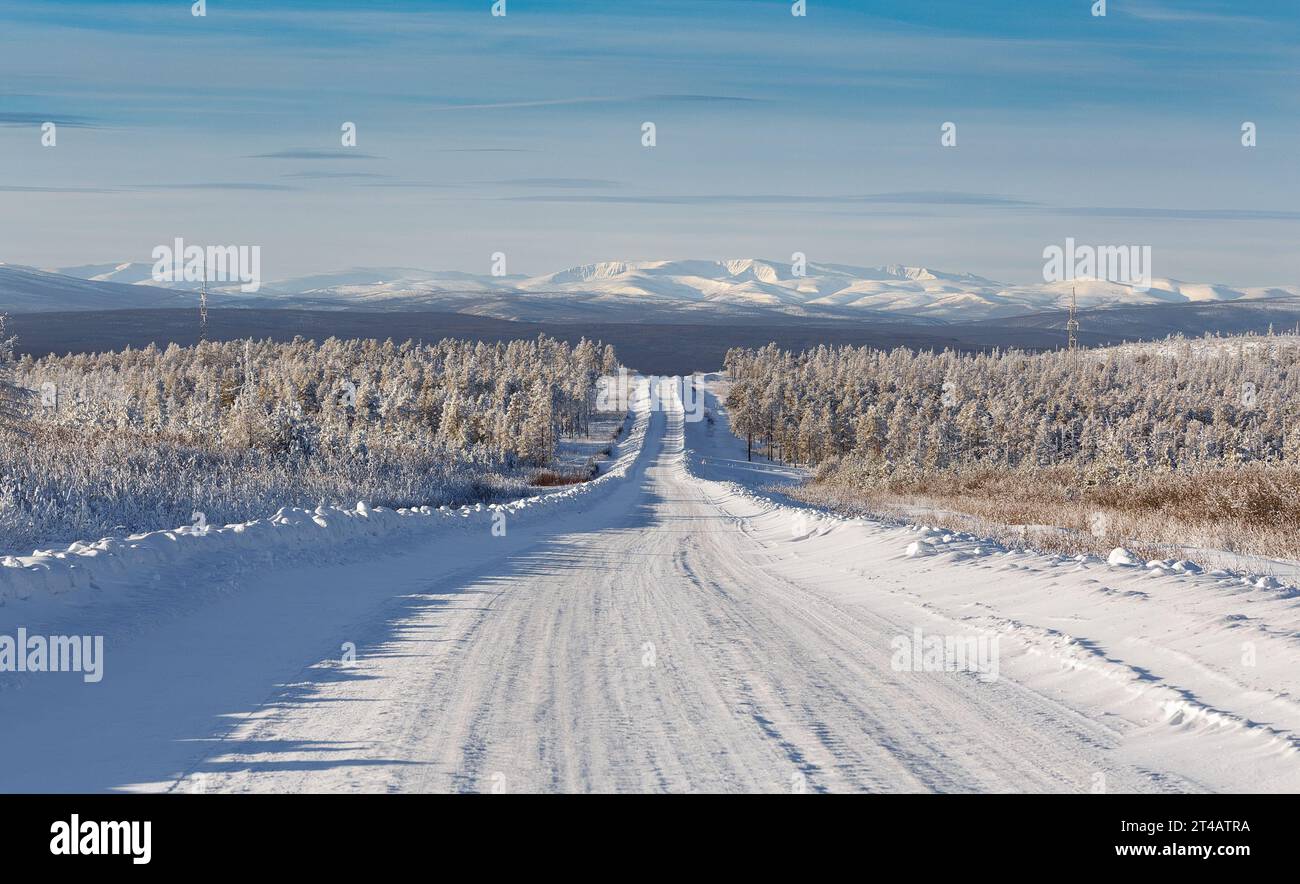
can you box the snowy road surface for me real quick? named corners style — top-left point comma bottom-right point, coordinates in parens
top-left (1, 378), bottom-right (1298, 793)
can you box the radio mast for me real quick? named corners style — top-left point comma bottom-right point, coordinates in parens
top-left (1066, 285), bottom-right (1079, 351)
top-left (199, 254), bottom-right (209, 341)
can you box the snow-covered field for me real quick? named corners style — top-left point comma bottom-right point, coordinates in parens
top-left (0, 378), bottom-right (1297, 793)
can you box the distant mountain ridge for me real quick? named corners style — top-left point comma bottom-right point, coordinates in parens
top-left (1, 258), bottom-right (1295, 325)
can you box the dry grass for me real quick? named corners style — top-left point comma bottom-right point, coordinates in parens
top-left (792, 461), bottom-right (1300, 564)
top-left (528, 466), bottom-right (596, 487)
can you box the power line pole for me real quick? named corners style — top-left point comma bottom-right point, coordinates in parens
top-left (1066, 285), bottom-right (1079, 351)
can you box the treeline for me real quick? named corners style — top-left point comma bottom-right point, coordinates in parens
top-left (20, 335), bottom-right (618, 468)
top-left (0, 331), bottom-right (619, 551)
top-left (723, 338), bottom-right (1300, 479)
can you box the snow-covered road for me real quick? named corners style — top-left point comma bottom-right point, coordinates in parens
top-left (2, 379), bottom-right (1297, 793)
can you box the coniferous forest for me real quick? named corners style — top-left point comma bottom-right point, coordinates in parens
top-left (723, 336), bottom-right (1300, 560)
top-left (0, 320), bottom-right (618, 552)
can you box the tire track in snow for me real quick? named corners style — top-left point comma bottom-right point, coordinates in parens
top-left (141, 379), bottom-right (1270, 793)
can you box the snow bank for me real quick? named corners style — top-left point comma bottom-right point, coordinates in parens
top-left (686, 382), bottom-right (1300, 602)
top-left (0, 386), bottom-right (653, 608)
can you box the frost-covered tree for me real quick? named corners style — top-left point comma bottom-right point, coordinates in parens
top-left (0, 315), bottom-right (33, 436)
top-left (4, 333), bottom-right (622, 552)
top-left (722, 334), bottom-right (1300, 478)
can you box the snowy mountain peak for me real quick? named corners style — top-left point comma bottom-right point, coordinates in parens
top-left (882, 264), bottom-right (936, 281)
top-left (17, 258), bottom-right (1298, 324)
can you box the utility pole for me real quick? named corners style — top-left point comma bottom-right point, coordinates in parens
top-left (1066, 285), bottom-right (1080, 351)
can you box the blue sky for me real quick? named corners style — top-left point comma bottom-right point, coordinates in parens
top-left (0, 0), bottom-right (1296, 284)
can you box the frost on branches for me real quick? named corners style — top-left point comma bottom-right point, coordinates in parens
top-left (723, 337), bottom-right (1300, 476)
top-left (0, 331), bottom-right (619, 552)
top-left (723, 337), bottom-right (1300, 558)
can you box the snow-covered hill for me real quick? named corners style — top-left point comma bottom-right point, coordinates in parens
top-left (0, 264), bottom-right (282, 313)
top-left (250, 258), bottom-right (1296, 322)
top-left (13, 257), bottom-right (1297, 323)
top-left (0, 264), bottom-right (200, 312)
top-left (53, 261), bottom-right (168, 287)
top-left (258, 258), bottom-right (1297, 321)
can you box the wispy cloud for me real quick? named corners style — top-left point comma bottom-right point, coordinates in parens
top-left (1052, 206), bottom-right (1300, 221)
top-left (128, 182), bottom-right (299, 191)
top-left (1122, 1), bottom-right (1267, 25)
top-left (867, 192), bottom-right (1039, 206)
top-left (500, 191), bottom-right (1300, 224)
top-left (828, 202), bottom-right (1300, 223)
top-left (282, 171), bottom-right (391, 180)
top-left (0, 111), bottom-right (97, 127)
top-left (502, 191), bottom-right (1039, 206)
top-left (248, 149), bottom-right (379, 160)
top-left (357, 181), bottom-right (463, 189)
top-left (487, 178), bottom-right (623, 190)
top-left (642, 93), bottom-right (764, 103)
top-left (424, 93), bottom-right (761, 111)
top-left (0, 184), bottom-right (115, 193)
